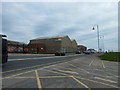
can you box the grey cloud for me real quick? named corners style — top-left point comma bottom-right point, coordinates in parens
top-left (2, 2), bottom-right (118, 51)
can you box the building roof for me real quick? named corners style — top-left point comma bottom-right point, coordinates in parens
top-left (78, 45), bottom-right (86, 47)
top-left (31, 35), bottom-right (68, 40)
top-left (7, 40), bottom-right (26, 45)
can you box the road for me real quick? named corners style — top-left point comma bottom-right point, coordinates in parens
top-left (1, 53), bottom-right (119, 89)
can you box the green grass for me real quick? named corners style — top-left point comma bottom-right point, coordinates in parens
top-left (99, 52), bottom-right (120, 62)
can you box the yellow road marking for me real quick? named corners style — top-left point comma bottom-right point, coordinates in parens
top-left (5, 76), bottom-right (70, 79)
top-left (2, 58), bottom-right (118, 82)
top-left (71, 76), bottom-right (91, 90)
top-left (1, 65), bottom-right (55, 80)
top-left (68, 63), bottom-right (118, 78)
top-left (1, 70), bottom-right (35, 80)
top-left (1, 65), bottom-right (68, 80)
top-left (1, 59), bottom-right (71, 79)
top-left (2, 61), bottom-right (117, 80)
top-left (2, 59), bottom-right (69, 74)
top-left (69, 63), bottom-right (90, 73)
top-left (53, 65), bottom-right (119, 78)
top-left (40, 76), bottom-right (70, 78)
top-left (94, 77), bottom-right (117, 83)
top-left (75, 76), bottom-right (119, 88)
top-left (35, 70), bottom-right (42, 89)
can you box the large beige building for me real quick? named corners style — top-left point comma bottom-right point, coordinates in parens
top-left (28, 35), bottom-right (77, 53)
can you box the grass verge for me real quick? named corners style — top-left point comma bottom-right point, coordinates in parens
top-left (99, 52), bottom-right (120, 62)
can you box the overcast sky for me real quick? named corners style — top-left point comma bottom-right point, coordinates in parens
top-left (1, 2), bottom-right (118, 51)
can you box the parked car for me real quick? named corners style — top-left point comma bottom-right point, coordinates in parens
top-left (75, 50), bottom-right (81, 54)
top-left (55, 51), bottom-right (65, 56)
top-left (83, 51), bottom-right (91, 54)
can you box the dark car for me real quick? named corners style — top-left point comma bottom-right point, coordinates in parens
top-left (0, 35), bottom-right (8, 64)
top-left (55, 51), bottom-right (65, 56)
top-left (75, 50), bottom-right (81, 54)
top-left (83, 51), bottom-right (91, 54)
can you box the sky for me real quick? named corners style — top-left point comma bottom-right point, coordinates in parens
top-left (1, 2), bottom-right (118, 51)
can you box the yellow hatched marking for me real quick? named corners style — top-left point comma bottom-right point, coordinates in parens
top-left (71, 76), bottom-right (91, 90)
top-left (2, 60), bottom-right (68, 74)
top-left (35, 70), bottom-right (42, 89)
top-left (54, 65), bottom-right (119, 78)
top-left (75, 76), bottom-right (119, 88)
top-left (69, 63), bottom-right (90, 73)
top-left (1, 70), bottom-right (35, 80)
top-left (46, 69), bottom-right (68, 76)
top-left (1, 61), bottom-right (68, 80)
top-left (1, 67), bottom-right (68, 80)
top-left (68, 63), bottom-right (118, 78)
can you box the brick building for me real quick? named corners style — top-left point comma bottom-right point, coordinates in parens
top-left (77, 45), bottom-right (87, 52)
top-left (7, 40), bottom-right (29, 53)
top-left (28, 35), bottom-right (77, 53)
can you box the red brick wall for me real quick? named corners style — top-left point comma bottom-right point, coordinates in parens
top-left (77, 45), bottom-right (87, 51)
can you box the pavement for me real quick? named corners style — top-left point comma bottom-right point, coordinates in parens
top-left (1, 53), bottom-right (119, 89)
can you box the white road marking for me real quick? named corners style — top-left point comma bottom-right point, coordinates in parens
top-left (8, 54), bottom-right (83, 61)
top-left (55, 69), bottom-right (78, 74)
top-left (102, 61), bottom-right (106, 68)
top-left (94, 77), bottom-right (117, 83)
top-left (89, 60), bottom-right (94, 66)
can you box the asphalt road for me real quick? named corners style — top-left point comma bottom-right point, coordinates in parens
top-left (1, 53), bottom-right (119, 89)
top-left (2, 54), bottom-right (85, 72)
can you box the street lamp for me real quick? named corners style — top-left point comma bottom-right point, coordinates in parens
top-left (92, 24), bottom-right (100, 52)
top-left (100, 35), bottom-right (104, 52)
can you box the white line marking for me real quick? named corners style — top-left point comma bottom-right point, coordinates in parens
top-left (102, 61), bottom-right (105, 68)
top-left (94, 77), bottom-right (117, 83)
top-left (55, 69), bottom-right (78, 74)
top-left (89, 60), bottom-right (94, 66)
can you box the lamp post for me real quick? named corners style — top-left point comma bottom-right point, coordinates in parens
top-left (92, 24), bottom-right (100, 52)
top-left (100, 35), bottom-right (104, 52)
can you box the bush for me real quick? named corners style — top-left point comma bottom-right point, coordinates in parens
top-left (99, 52), bottom-right (120, 62)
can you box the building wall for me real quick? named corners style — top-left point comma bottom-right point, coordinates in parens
top-left (29, 38), bottom-right (62, 53)
top-left (60, 36), bottom-right (77, 53)
top-left (28, 43), bottom-right (46, 53)
top-left (29, 36), bottom-right (78, 53)
top-left (71, 40), bottom-right (78, 52)
top-left (45, 38), bottom-right (62, 53)
top-left (7, 40), bottom-right (29, 53)
top-left (61, 36), bottom-right (72, 52)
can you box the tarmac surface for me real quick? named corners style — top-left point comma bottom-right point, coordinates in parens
top-left (1, 53), bottom-right (119, 89)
